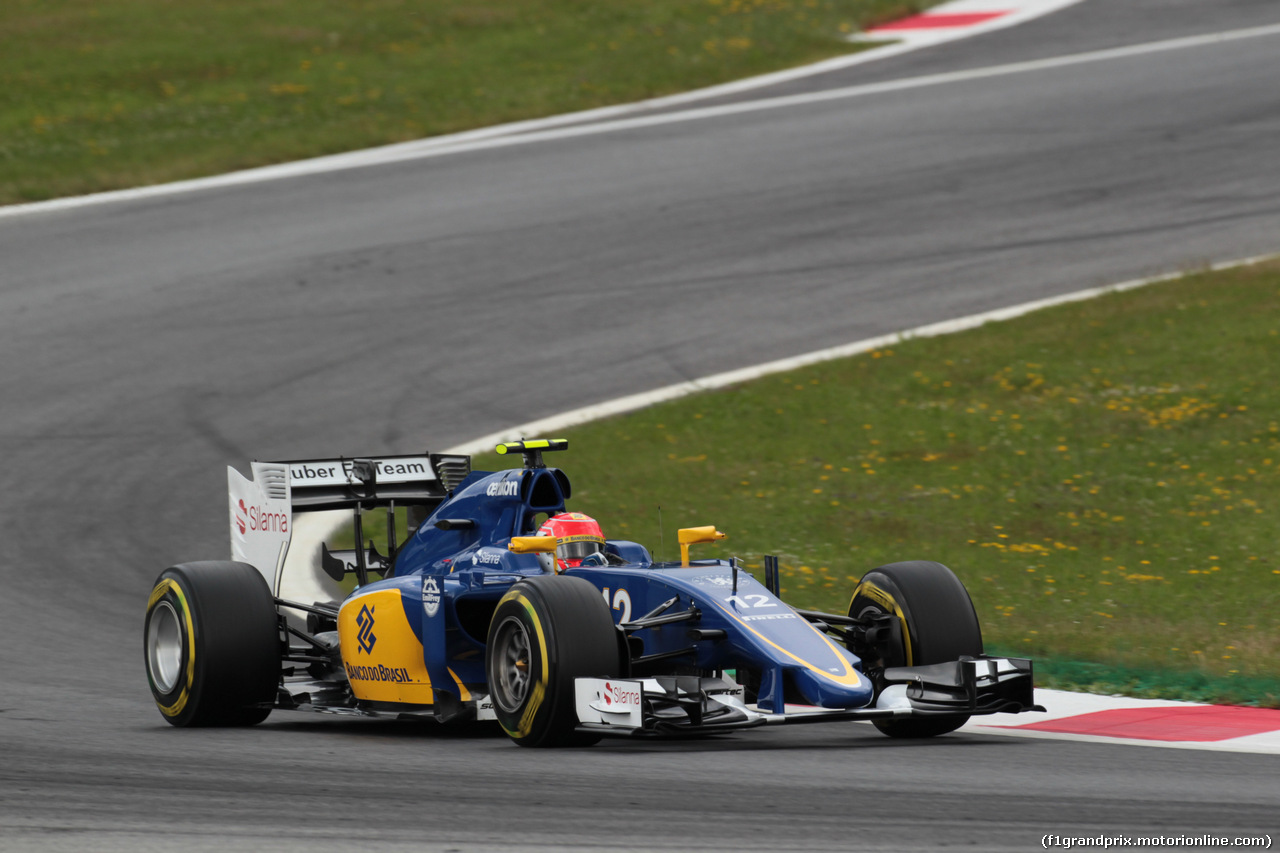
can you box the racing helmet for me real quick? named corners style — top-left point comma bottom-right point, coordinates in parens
top-left (536, 512), bottom-right (606, 573)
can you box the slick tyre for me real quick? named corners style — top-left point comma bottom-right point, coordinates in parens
top-left (848, 560), bottom-right (983, 738)
top-left (486, 575), bottom-right (622, 748)
top-left (144, 561), bottom-right (281, 727)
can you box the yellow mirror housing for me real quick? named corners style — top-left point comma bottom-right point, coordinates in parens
top-left (677, 526), bottom-right (727, 567)
top-left (508, 535), bottom-right (557, 554)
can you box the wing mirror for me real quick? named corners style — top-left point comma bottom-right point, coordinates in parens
top-left (508, 535), bottom-right (557, 554)
top-left (678, 526), bottom-right (727, 567)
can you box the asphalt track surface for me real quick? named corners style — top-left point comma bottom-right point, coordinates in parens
top-left (2, 0), bottom-right (1279, 849)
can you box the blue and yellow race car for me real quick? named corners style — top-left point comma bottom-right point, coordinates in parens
top-left (144, 440), bottom-right (1042, 746)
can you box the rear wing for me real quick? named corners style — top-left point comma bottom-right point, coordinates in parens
top-left (228, 453), bottom-right (471, 592)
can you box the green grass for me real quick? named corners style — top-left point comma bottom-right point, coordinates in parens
top-left (1, 0), bottom-right (922, 205)
top-left (468, 261), bottom-right (1280, 705)
top-left (1021, 655), bottom-right (1280, 707)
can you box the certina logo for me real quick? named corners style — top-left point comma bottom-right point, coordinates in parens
top-left (355, 604), bottom-right (377, 654)
top-left (486, 479), bottom-right (519, 497)
top-left (344, 662), bottom-right (412, 683)
top-left (236, 498), bottom-right (288, 536)
top-left (741, 613), bottom-right (798, 622)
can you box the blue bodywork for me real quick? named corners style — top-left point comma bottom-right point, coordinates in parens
top-left (364, 463), bottom-right (875, 714)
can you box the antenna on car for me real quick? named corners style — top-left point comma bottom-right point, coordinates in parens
top-left (657, 505), bottom-right (664, 563)
top-left (495, 438), bottom-right (569, 470)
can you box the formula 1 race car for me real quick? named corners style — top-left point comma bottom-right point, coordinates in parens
top-left (143, 440), bottom-right (1043, 746)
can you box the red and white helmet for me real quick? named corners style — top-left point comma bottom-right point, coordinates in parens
top-left (536, 512), bottom-right (606, 573)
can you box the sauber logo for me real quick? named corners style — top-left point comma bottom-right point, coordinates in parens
top-left (355, 604), bottom-right (377, 654)
top-left (235, 498), bottom-right (288, 536)
top-left (290, 459), bottom-right (429, 483)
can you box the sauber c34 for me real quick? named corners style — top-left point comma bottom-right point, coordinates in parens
top-left (144, 440), bottom-right (1043, 746)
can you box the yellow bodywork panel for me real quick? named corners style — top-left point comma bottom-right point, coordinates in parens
top-left (338, 589), bottom-right (433, 704)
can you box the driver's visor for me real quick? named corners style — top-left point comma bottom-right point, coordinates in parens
top-left (556, 536), bottom-right (606, 561)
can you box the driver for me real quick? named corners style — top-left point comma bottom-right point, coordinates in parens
top-left (536, 512), bottom-right (607, 573)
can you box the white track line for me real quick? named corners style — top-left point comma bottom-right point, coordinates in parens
top-left (444, 253), bottom-right (1280, 456)
top-left (35, 12), bottom-right (1280, 223)
top-left (1, 1), bottom-right (1087, 221)
top-left (332, 22), bottom-right (1280, 162)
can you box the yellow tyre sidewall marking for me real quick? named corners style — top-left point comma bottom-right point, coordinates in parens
top-left (147, 578), bottom-right (197, 717)
top-left (849, 580), bottom-right (913, 667)
top-left (497, 591), bottom-right (550, 740)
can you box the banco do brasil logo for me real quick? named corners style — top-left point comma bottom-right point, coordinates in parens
top-left (356, 604), bottom-right (377, 654)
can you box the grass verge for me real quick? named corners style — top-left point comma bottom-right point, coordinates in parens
top-left (1018, 655), bottom-right (1280, 708)
top-left (1, 0), bottom-right (922, 205)
top-left (466, 260), bottom-right (1280, 706)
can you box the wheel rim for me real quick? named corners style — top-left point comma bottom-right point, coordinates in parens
top-left (147, 600), bottom-right (184, 694)
top-left (491, 615), bottom-right (532, 713)
top-left (851, 598), bottom-right (909, 668)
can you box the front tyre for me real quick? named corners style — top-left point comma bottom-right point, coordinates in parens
top-left (144, 562), bottom-right (281, 727)
top-left (486, 575), bottom-right (622, 747)
top-left (848, 560), bottom-right (983, 738)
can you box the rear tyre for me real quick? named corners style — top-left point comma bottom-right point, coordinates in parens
top-left (144, 561), bottom-right (281, 727)
top-left (847, 560), bottom-right (983, 738)
top-left (486, 575), bottom-right (622, 747)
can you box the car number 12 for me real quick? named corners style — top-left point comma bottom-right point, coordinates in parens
top-left (600, 587), bottom-right (632, 622)
top-left (725, 594), bottom-right (776, 609)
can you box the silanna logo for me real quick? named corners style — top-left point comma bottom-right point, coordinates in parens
top-left (602, 681), bottom-right (641, 709)
top-left (356, 604), bottom-right (377, 654)
top-left (235, 498), bottom-right (288, 536)
top-left (588, 680), bottom-right (642, 717)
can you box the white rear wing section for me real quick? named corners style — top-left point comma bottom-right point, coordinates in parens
top-left (226, 453), bottom-right (470, 592)
top-left (229, 463), bottom-right (293, 592)
top-left (286, 457), bottom-right (435, 489)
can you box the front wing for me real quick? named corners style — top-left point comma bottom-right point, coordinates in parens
top-left (574, 656), bottom-right (1043, 737)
